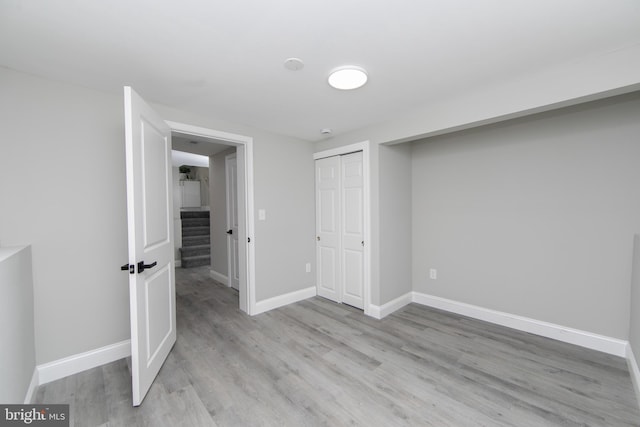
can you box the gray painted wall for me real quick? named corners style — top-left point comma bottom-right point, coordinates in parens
top-left (0, 68), bottom-right (130, 364)
top-left (0, 246), bottom-right (35, 403)
top-left (252, 137), bottom-right (316, 300)
top-left (379, 144), bottom-right (412, 305)
top-left (0, 67), bottom-right (315, 364)
top-left (209, 148), bottom-right (236, 277)
top-left (411, 93), bottom-right (640, 339)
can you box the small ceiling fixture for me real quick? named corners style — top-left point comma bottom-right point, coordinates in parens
top-left (320, 128), bottom-right (332, 135)
top-left (328, 66), bottom-right (368, 90)
top-left (284, 58), bottom-right (304, 71)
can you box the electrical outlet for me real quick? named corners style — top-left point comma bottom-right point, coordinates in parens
top-left (305, 262), bottom-right (311, 273)
top-left (429, 268), bottom-right (437, 280)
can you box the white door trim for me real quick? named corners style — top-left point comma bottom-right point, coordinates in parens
top-left (314, 141), bottom-right (372, 316)
top-left (166, 121), bottom-right (256, 315)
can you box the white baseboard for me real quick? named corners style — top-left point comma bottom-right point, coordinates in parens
top-left (253, 286), bottom-right (317, 315)
top-left (23, 368), bottom-right (39, 404)
top-left (627, 345), bottom-right (640, 410)
top-left (412, 292), bottom-right (627, 357)
top-left (37, 339), bottom-right (131, 385)
top-left (369, 292), bottom-right (413, 320)
top-left (209, 269), bottom-right (228, 285)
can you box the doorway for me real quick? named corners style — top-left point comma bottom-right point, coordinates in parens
top-left (171, 146), bottom-right (212, 269)
top-left (168, 121), bottom-right (256, 315)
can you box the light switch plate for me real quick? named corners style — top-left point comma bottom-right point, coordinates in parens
top-left (258, 209), bottom-right (266, 221)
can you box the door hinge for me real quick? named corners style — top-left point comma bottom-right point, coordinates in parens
top-left (248, 237), bottom-right (251, 243)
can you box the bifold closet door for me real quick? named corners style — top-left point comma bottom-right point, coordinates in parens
top-left (316, 155), bottom-right (341, 302)
top-left (315, 151), bottom-right (364, 309)
top-left (340, 152), bottom-right (364, 309)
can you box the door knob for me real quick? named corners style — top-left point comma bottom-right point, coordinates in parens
top-left (137, 261), bottom-right (157, 274)
top-left (121, 263), bottom-right (135, 274)
top-left (227, 229), bottom-right (233, 235)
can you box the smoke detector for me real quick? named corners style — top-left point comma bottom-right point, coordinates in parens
top-left (284, 58), bottom-right (305, 71)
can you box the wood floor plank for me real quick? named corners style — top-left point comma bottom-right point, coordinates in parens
top-left (35, 266), bottom-right (640, 426)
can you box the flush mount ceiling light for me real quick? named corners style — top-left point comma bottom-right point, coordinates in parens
top-left (328, 66), bottom-right (368, 90)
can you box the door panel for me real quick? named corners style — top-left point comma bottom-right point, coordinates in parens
top-left (226, 154), bottom-right (240, 290)
top-left (145, 265), bottom-right (172, 361)
top-left (142, 118), bottom-right (171, 248)
top-left (124, 86), bottom-right (176, 406)
top-left (343, 249), bottom-right (363, 299)
top-left (319, 246), bottom-right (337, 292)
top-left (319, 189), bottom-right (337, 233)
top-left (316, 156), bottom-right (341, 302)
top-left (340, 152), bottom-right (364, 309)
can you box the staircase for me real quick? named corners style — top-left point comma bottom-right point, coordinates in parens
top-left (180, 210), bottom-right (210, 268)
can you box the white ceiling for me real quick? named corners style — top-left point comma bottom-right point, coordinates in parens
top-left (172, 134), bottom-right (230, 157)
top-left (1, 0), bottom-right (639, 142)
top-left (171, 150), bottom-right (209, 168)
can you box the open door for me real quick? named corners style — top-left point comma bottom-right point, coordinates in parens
top-left (123, 87), bottom-right (176, 406)
top-left (226, 153), bottom-right (240, 290)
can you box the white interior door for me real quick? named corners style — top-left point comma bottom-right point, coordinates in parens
top-left (226, 153), bottom-right (240, 290)
top-left (316, 156), bottom-right (341, 303)
top-left (123, 87), bottom-right (176, 406)
top-left (340, 152), bottom-right (364, 309)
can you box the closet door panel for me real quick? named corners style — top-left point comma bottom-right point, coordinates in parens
top-left (315, 156), bottom-right (341, 303)
top-left (340, 152), bottom-right (364, 309)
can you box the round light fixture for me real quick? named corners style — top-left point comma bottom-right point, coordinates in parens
top-left (328, 66), bottom-right (368, 90)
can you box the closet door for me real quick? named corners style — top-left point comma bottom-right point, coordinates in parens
top-left (340, 152), bottom-right (364, 309)
top-left (315, 152), bottom-right (364, 309)
top-left (316, 156), bottom-right (341, 302)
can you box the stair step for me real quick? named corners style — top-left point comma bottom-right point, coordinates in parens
top-left (182, 218), bottom-right (210, 227)
top-left (180, 211), bottom-right (210, 219)
top-left (182, 226), bottom-right (210, 237)
top-left (180, 244), bottom-right (211, 257)
top-left (182, 235), bottom-right (210, 246)
top-left (181, 254), bottom-right (211, 268)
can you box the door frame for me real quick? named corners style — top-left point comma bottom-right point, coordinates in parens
top-left (167, 121), bottom-right (256, 315)
top-left (313, 141), bottom-right (371, 316)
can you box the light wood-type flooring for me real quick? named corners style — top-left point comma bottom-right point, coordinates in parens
top-left (36, 266), bottom-right (640, 426)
